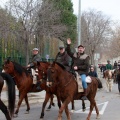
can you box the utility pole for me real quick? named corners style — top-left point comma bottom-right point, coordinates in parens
top-left (78, 0), bottom-right (81, 45)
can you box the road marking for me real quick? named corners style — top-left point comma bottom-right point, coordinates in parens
top-left (73, 101), bottom-right (109, 115)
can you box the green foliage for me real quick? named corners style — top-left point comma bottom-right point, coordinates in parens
top-left (51, 0), bottom-right (77, 42)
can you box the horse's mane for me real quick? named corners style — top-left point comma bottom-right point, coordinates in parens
top-left (55, 62), bottom-right (66, 70)
top-left (12, 61), bottom-right (28, 76)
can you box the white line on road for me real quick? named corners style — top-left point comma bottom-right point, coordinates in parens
top-left (72, 101), bottom-right (109, 115)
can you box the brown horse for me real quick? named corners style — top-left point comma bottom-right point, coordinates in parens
top-left (47, 62), bottom-right (102, 120)
top-left (35, 61), bottom-right (62, 119)
top-left (35, 61), bottom-right (86, 119)
top-left (0, 73), bottom-right (15, 120)
top-left (2, 59), bottom-right (55, 116)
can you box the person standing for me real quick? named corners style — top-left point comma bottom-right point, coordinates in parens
top-left (27, 48), bottom-right (42, 90)
top-left (55, 46), bottom-right (70, 71)
top-left (66, 38), bottom-right (90, 100)
top-left (113, 61), bottom-right (117, 69)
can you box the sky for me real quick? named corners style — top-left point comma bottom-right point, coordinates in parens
top-left (71, 0), bottom-right (120, 21)
top-left (1, 0), bottom-right (120, 21)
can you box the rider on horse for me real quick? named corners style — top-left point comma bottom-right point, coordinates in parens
top-left (55, 46), bottom-right (70, 71)
top-left (27, 48), bottom-right (42, 90)
top-left (66, 38), bottom-right (90, 100)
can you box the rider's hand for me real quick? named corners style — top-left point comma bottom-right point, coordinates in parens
top-left (67, 38), bottom-right (71, 44)
top-left (74, 66), bottom-right (78, 70)
top-left (27, 64), bottom-right (30, 68)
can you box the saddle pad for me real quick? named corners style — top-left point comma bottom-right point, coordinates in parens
top-left (86, 76), bottom-right (92, 83)
top-left (31, 68), bottom-right (38, 84)
top-left (75, 72), bottom-right (84, 92)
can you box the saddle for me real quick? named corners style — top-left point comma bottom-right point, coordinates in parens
top-left (27, 68), bottom-right (38, 84)
top-left (75, 72), bottom-right (92, 93)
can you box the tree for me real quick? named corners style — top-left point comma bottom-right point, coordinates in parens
top-left (81, 9), bottom-right (112, 64)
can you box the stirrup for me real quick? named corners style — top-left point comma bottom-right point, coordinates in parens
top-left (81, 96), bottom-right (88, 100)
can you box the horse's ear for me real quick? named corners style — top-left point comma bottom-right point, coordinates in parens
top-left (37, 61), bottom-right (40, 66)
top-left (52, 62), bottom-right (55, 67)
top-left (6, 57), bottom-right (11, 63)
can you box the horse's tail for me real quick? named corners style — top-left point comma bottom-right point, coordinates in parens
top-left (96, 78), bottom-right (103, 88)
top-left (0, 73), bottom-right (16, 117)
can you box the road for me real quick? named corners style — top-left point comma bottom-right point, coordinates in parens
top-left (0, 70), bottom-right (120, 120)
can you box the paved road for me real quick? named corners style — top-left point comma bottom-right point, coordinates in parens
top-left (0, 69), bottom-right (120, 120)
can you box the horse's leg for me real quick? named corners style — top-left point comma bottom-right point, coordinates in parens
top-left (106, 80), bottom-right (109, 92)
top-left (86, 99), bottom-right (96, 120)
top-left (58, 97), bottom-right (71, 120)
top-left (24, 95), bottom-right (30, 114)
top-left (71, 100), bottom-right (75, 112)
top-left (0, 100), bottom-right (11, 120)
top-left (94, 100), bottom-right (100, 119)
top-left (14, 92), bottom-right (27, 116)
top-left (40, 93), bottom-right (51, 119)
top-left (47, 94), bottom-right (55, 110)
top-left (82, 100), bottom-right (86, 111)
top-left (65, 105), bottom-right (71, 120)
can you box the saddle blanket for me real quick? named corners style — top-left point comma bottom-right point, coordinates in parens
top-left (31, 68), bottom-right (38, 84)
top-left (75, 72), bottom-right (92, 92)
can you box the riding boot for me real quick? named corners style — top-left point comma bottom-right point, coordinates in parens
top-left (36, 81), bottom-right (41, 90)
top-left (81, 89), bottom-right (88, 100)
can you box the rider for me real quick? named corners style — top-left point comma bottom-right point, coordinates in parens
top-left (56, 46), bottom-right (70, 71)
top-left (27, 48), bottom-right (42, 90)
top-left (106, 60), bottom-right (112, 70)
top-left (66, 38), bottom-right (90, 100)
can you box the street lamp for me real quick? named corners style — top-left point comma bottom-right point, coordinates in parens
top-left (78, 0), bottom-right (81, 45)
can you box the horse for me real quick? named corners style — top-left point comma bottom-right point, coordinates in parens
top-left (2, 59), bottom-right (55, 116)
top-left (35, 61), bottom-right (86, 119)
top-left (47, 62), bottom-right (102, 120)
top-left (0, 73), bottom-right (15, 120)
top-left (104, 69), bottom-right (115, 92)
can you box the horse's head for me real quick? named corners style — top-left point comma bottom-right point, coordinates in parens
top-left (47, 62), bottom-right (65, 87)
top-left (2, 59), bottom-right (14, 74)
top-left (36, 61), bottom-right (50, 81)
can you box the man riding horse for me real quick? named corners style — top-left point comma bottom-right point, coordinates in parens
top-left (66, 38), bottom-right (90, 100)
top-left (27, 48), bottom-right (42, 90)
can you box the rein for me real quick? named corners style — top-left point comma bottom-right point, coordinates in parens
top-left (64, 77), bottom-right (72, 87)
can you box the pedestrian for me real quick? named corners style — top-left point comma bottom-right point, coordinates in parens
top-left (66, 38), bottom-right (90, 100)
top-left (116, 70), bottom-right (120, 94)
top-left (27, 48), bottom-right (42, 90)
top-left (88, 67), bottom-right (98, 77)
top-left (113, 61), bottom-right (117, 69)
top-left (55, 46), bottom-right (70, 71)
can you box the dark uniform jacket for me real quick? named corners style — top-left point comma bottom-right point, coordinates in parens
top-left (56, 51), bottom-right (70, 71)
top-left (29, 54), bottom-right (41, 67)
top-left (66, 45), bottom-right (90, 75)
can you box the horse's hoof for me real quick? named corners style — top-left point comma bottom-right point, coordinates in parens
top-left (70, 110), bottom-right (74, 113)
top-left (13, 114), bottom-right (18, 118)
top-left (25, 111), bottom-right (29, 114)
top-left (52, 103), bottom-right (55, 106)
top-left (96, 114), bottom-right (100, 119)
top-left (83, 108), bottom-right (86, 112)
top-left (40, 118), bottom-right (43, 120)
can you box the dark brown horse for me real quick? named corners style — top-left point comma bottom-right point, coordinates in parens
top-left (35, 61), bottom-right (86, 119)
top-left (0, 73), bottom-right (15, 120)
top-left (47, 62), bottom-right (102, 120)
top-left (2, 59), bottom-right (55, 116)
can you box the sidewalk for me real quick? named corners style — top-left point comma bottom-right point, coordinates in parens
top-left (1, 85), bottom-right (52, 106)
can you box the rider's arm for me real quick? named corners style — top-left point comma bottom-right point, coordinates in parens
top-left (66, 44), bottom-right (74, 58)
